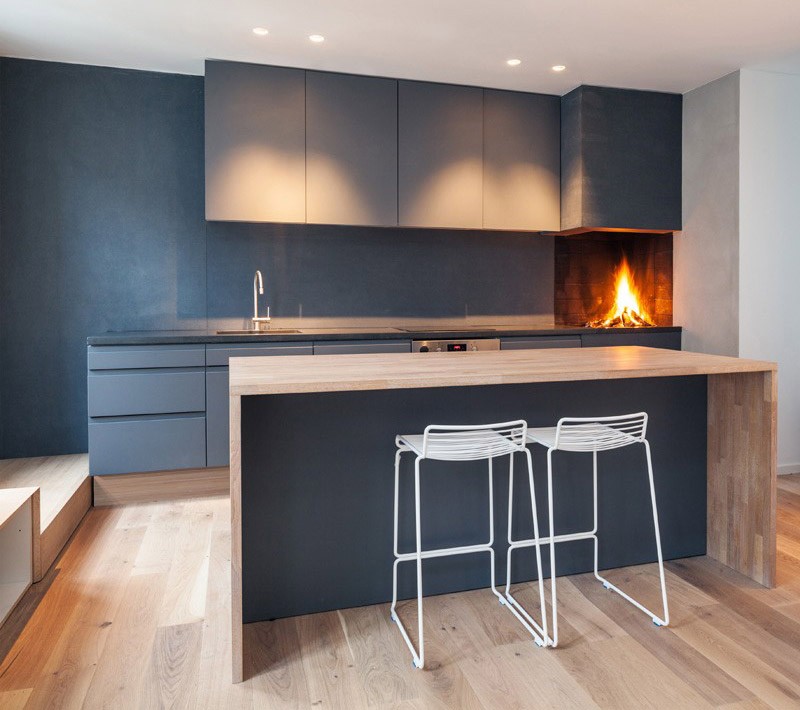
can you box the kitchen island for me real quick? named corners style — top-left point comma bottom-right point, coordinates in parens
top-left (229, 346), bottom-right (776, 682)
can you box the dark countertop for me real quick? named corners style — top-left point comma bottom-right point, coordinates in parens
top-left (87, 324), bottom-right (682, 346)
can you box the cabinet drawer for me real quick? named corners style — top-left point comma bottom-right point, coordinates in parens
top-left (313, 340), bottom-right (411, 355)
top-left (88, 344), bottom-right (205, 370)
top-left (206, 343), bottom-right (312, 367)
top-left (89, 415), bottom-right (206, 475)
top-left (88, 370), bottom-right (205, 417)
top-left (500, 337), bottom-right (582, 350)
top-left (581, 332), bottom-right (682, 350)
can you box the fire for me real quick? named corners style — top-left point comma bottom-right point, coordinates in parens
top-left (586, 256), bottom-right (655, 328)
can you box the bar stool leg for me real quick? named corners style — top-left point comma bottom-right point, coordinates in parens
top-left (390, 452), bottom-right (425, 668)
top-left (502, 450), bottom-right (549, 646)
top-left (391, 448), bottom-right (403, 617)
top-left (546, 447), bottom-right (559, 647)
top-left (592, 441), bottom-right (670, 627)
top-left (487, 457), bottom-right (504, 604)
top-left (413, 456), bottom-right (425, 667)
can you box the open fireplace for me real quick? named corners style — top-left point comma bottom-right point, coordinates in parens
top-left (554, 232), bottom-right (673, 328)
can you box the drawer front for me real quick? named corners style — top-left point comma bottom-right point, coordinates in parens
top-left (88, 344), bottom-right (205, 370)
top-left (88, 370), bottom-right (205, 417)
top-left (89, 415), bottom-right (206, 475)
top-left (500, 337), bottom-right (582, 350)
top-left (313, 340), bottom-right (411, 355)
top-left (206, 343), bottom-right (313, 366)
top-left (206, 369), bottom-right (231, 468)
top-left (581, 332), bottom-right (682, 350)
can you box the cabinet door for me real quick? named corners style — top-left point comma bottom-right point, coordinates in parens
top-left (206, 369), bottom-right (230, 468)
top-left (205, 61), bottom-right (306, 222)
top-left (398, 81), bottom-right (483, 228)
top-left (483, 90), bottom-right (560, 231)
top-left (306, 72), bottom-right (398, 226)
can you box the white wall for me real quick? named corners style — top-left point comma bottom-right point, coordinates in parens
top-left (739, 69), bottom-right (800, 473)
top-left (677, 72), bottom-right (740, 356)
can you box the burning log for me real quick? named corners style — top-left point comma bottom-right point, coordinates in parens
top-left (586, 307), bottom-right (654, 329)
top-left (585, 257), bottom-right (655, 328)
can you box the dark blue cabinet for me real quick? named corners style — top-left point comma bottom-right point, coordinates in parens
top-left (87, 345), bottom-right (206, 475)
top-left (205, 343), bottom-right (313, 467)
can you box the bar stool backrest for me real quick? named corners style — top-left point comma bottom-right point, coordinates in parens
top-left (553, 412), bottom-right (648, 452)
top-left (422, 420), bottom-right (528, 461)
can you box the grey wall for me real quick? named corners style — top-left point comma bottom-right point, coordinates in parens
top-left (0, 58), bottom-right (554, 458)
top-left (675, 72), bottom-right (739, 356)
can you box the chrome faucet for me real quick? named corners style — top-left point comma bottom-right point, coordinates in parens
top-left (252, 270), bottom-right (271, 330)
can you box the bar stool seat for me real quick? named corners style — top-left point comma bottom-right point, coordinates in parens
top-left (391, 420), bottom-right (549, 669)
top-left (506, 412), bottom-right (670, 648)
top-left (527, 423), bottom-right (641, 450)
top-left (396, 429), bottom-right (515, 458)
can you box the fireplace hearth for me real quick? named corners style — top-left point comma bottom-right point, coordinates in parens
top-left (554, 232), bottom-right (673, 328)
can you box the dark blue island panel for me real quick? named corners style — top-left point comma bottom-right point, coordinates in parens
top-left (240, 375), bottom-right (706, 623)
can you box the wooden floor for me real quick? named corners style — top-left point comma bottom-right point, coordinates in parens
top-left (4, 480), bottom-right (800, 709)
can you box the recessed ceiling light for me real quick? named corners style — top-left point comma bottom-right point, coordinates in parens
top-left (309, 34), bottom-right (325, 43)
top-left (551, 65), bottom-right (567, 72)
top-left (252, 27), bottom-right (269, 36)
top-left (506, 58), bottom-right (522, 67)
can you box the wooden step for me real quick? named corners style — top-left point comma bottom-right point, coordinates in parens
top-left (0, 455), bottom-right (90, 581)
top-left (0, 487), bottom-right (38, 626)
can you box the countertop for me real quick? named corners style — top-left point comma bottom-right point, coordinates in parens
top-left (87, 324), bottom-right (682, 346)
top-left (228, 345), bottom-right (776, 396)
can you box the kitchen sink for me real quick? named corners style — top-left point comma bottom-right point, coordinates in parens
top-left (216, 329), bottom-right (302, 335)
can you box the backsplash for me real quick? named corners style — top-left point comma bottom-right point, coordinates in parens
top-left (205, 222), bottom-right (555, 331)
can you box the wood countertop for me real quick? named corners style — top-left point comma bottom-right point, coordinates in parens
top-left (228, 346), bottom-right (776, 396)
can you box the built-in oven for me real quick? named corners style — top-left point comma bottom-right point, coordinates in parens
top-left (411, 338), bottom-right (501, 353)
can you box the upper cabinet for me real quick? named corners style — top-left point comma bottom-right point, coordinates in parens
top-left (398, 81), bottom-right (483, 229)
top-left (306, 72), bottom-right (398, 226)
top-left (205, 61), bottom-right (306, 223)
top-left (560, 86), bottom-right (682, 232)
top-left (483, 89), bottom-right (560, 231)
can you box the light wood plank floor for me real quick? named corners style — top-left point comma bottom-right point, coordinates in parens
top-left (4, 479), bottom-right (800, 708)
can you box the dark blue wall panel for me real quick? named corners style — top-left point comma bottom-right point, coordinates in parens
top-left (206, 222), bottom-right (553, 329)
top-left (0, 58), bottom-right (555, 458)
top-left (0, 59), bottom-right (207, 456)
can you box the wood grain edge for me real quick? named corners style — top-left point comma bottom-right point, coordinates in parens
top-left (92, 467), bottom-right (230, 507)
top-left (707, 370), bottom-right (777, 587)
top-left (39, 477), bottom-right (91, 579)
top-left (230, 394), bottom-right (244, 684)
top-left (31, 488), bottom-right (41, 583)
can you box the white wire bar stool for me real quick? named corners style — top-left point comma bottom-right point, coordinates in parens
top-left (391, 420), bottom-right (549, 669)
top-left (506, 412), bottom-right (669, 648)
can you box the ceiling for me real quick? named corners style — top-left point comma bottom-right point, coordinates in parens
top-left (2, 0), bottom-right (800, 95)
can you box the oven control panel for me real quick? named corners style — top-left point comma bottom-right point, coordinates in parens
top-left (412, 338), bottom-right (501, 353)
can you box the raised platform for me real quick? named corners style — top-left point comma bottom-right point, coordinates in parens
top-left (0, 454), bottom-right (91, 580)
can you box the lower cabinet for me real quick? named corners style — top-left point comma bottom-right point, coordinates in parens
top-left (87, 333), bottom-right (679, 475)
top-left (501, 336), bottom-right (582, 350)
top-left (581, 331), bottom-right (681, 349)
top-left (313, 340), bottom-right (411, 355)
top-left (206, 343), bottom-right (314, 467)
top-left (87, 344), bottom-right (207, 476)
top-left (89, 414), bottom-right (207, 475)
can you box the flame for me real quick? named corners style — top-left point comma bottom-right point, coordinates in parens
top-left (586, 256), bottom-right (654, 328)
